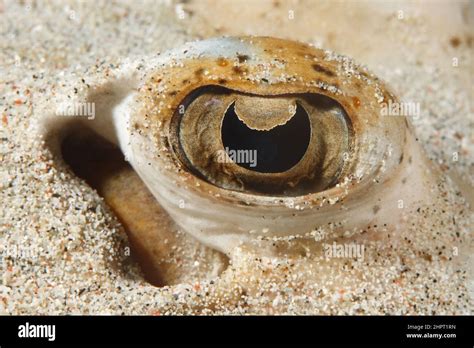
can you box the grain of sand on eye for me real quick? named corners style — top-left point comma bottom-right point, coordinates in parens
top-left (0, 0), bottom-right (472, 314)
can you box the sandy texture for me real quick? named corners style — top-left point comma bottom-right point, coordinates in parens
top-left (0, 0), bottom-right (472, 314)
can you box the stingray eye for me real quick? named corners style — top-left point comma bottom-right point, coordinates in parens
top-left (38, 36), bottom-right (454, 264)
top-left (123, 36), bottom-right (419, 253)
top-left (172, 88), bottom-right (352, 196)
top-left (136, 36), bottom-right (407, 207)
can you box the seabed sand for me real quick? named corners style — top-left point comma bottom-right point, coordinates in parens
top-left (0, 0), bottom-right (473, 314)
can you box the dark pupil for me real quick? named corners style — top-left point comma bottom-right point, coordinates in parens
top-left (221, 103), bottom-right (311, 173)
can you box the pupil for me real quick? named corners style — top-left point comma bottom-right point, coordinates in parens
top-left (221, 102), bottom-right (311, 173)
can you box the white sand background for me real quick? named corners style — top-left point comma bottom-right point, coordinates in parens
top-left (0, 0), bottom-right (472, 314)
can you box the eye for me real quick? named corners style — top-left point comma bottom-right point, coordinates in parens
top-left (42, 36), bottom-right (430, 257)
top-left (36, 32), bottom-right (470, 316)
top-left (171, 87), bottom-right (352, 196)
top-left (124, 36), bottom-right (413, 253)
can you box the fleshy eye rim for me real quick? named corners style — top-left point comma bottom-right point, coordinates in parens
top-left (133, 36), bottom-right (407, 208)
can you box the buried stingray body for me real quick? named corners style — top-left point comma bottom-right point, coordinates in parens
top-left (39, 37), bottom-right (471, 298)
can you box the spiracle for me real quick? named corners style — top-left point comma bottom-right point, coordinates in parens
top-left (41, 36), bottom-right (442, 255)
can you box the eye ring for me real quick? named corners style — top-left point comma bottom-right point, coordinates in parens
top-left (123, 36), bottom-right (413, 253)
top-left (135, 36), bottom-right (405, 209)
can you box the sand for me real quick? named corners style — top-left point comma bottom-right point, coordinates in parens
top-left (0, 0), bottom-right (472, 314)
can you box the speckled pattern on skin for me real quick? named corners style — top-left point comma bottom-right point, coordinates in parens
top-left (0, 0), bottom-right (472, 314)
